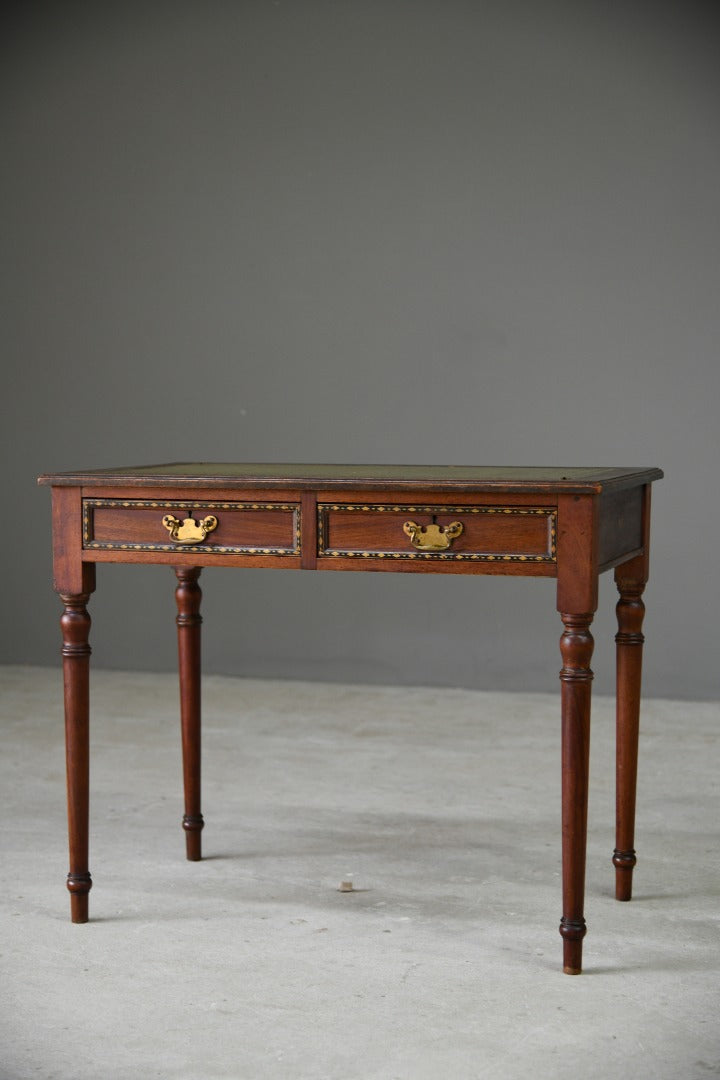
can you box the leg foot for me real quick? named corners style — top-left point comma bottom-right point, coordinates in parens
top-left (182, 814), bottom-right (204, 861)
top-left (612, 848), bottom-right (637, 901)
top-left (560, 918), bottom-right (587, 975)
top-left (67, 873), bottom-right (92, 923)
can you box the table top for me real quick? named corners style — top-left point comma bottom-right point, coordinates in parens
top-left (38, 463), bottom-right (663, 494)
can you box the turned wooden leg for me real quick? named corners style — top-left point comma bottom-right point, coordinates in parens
top-left (60, 593), bottom-right (93, 923)
top-left (175, 568), bottom-right (204, 860)
top-left (613, 571), bottom-right (646, 901)
top-left (559, 613), bottom-right (594, 975)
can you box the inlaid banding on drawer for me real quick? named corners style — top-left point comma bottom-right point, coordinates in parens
top-left (317, 504), bottom-right (557, 562)
top-left (83, 499), bottom-right (301, 555)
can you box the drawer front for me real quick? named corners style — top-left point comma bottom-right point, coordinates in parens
top-left (83, 499), bottom-right (300, 555)
top-left (318, 503), bottom-right (556, 563)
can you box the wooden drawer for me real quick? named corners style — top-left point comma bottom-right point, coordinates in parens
top-left (83, 498), bottom-right (301, 556)
top-left (317, 502), bottom-right (556, 564)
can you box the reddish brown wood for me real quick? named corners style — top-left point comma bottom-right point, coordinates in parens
top-left (558, 612), bottom-right (594, 975)
top-left (80, 485), bottom-right (304, 503)
top-left (51, 487), bottom-right (96, 596)
top-left (315, 490), bottom-right (560, 576)
top-left (300, 491), bottom-right (318, 569)
top-left (86, 548), bottom-right (303, 570)
top-left (556, 495), bottom-right (599, 614)
top-left (613, 574), bottom-right (645, 900)
top-left (60, 592), bottom-right (93, 922)
top-left (555, 494), bottom-right (599, 974)
top-left (39, 463), bottom-right (662, 975)
top-left (175, 567), bottom-right (204, 861)
top-left (318, 503), bottom-right (555, 561)
top-left (612, 486), bottom-right (652, 901)
top-left (86, 500), bottom-right (299, 552)
top-left (318, 554), bottom-right (557, 577)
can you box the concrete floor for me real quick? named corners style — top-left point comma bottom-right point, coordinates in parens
top-left (1, 666), bottom-right (718, 1080)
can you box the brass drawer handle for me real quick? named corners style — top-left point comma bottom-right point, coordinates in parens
top-left (162, 513), bottom-right (218, 545)
top-left (402, 520), bottom-right (463, 551)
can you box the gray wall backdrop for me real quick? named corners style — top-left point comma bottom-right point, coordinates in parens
top-left (3, 1), bottom-right (719, 699)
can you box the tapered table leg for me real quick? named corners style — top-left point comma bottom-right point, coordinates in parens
top-left (559, 612), bottom-right (594, 975)
top-left (60, 592), bottom-right (93, 922)
top-left (613, 570), bottom-right (646, 901)
top-left (175, 568), bottom-right (204, 860)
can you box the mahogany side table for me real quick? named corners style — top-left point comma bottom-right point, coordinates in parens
top-left (38, 463), bottom-right (663, 974)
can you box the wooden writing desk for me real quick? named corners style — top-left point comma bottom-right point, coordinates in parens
top-left (38, 463), bottom-right (663, 974)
